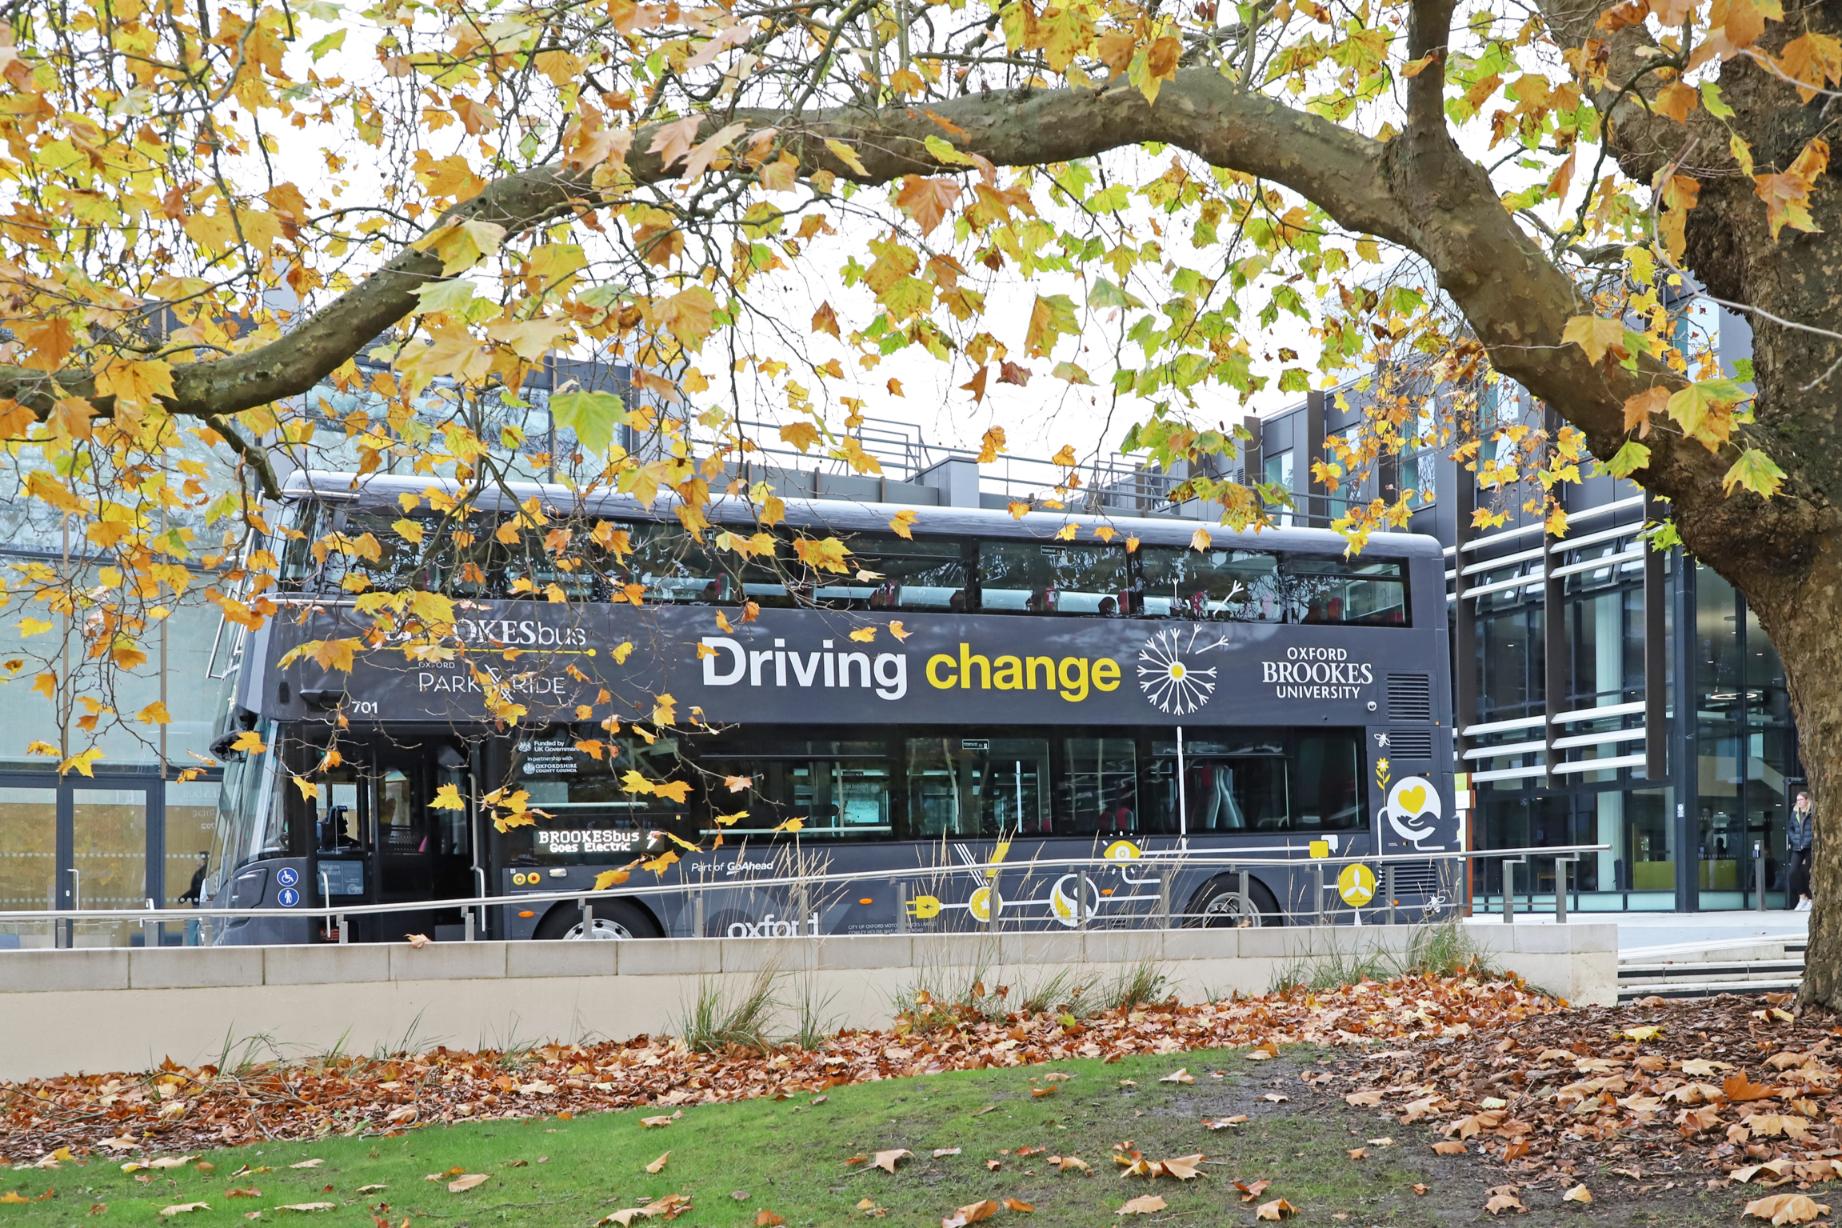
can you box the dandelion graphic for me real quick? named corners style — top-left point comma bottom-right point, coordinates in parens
top-left (1136, 627), bottom-right (1227, 715)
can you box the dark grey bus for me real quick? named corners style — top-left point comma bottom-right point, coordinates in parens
top-left (200, 472), bottom-right (1459, 944)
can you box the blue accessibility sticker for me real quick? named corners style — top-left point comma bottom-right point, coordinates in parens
top-left (276, 867), bottom-right (300, 887)
top-left (277, 886), bottom-right (301, 908)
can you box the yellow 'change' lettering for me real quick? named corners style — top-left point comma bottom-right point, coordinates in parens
top-left (924, 642), bottom-right (1120, 703)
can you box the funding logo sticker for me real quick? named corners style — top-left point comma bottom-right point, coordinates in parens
top-left (1338, 864), bottom-right (1377, 907)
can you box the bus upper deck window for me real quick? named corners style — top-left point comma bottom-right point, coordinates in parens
top-left (1286, 556), bottom-right (1410, 627)
top-left (1136, 546), bottom-right (1284, 623)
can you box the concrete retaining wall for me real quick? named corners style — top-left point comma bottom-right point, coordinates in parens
top-left (0, 922), bottom-right (1615, 1080)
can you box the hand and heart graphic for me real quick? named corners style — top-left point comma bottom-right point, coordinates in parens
top-left (1383, 777), bottom-right (1445, 849)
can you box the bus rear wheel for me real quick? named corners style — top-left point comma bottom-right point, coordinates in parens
top-left (1189, 876), bottom-right (1280, 927)
top-left (534, 900), bottom-right (659, 941)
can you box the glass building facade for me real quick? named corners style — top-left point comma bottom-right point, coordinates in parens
top-left (1243, 309), bottom-right (1798, 911)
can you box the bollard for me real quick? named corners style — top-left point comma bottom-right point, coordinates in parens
top-left (336, 913), bottom-right (348, 943)
top-left (1077, 870), bottom-right (1090, 930)
top-left (580, 897), bottom-right (594, 934)
top-left (795, 883), bottom-right (810, 934)
top-left (1384, 865), bottom-right (1397, 926)
top-left (1157, 872), bottom-right (1172, 930)
top-left (464, 908), bottom-right (475, 942)
top-left (1755, 842), bottom-right (1768, 913)
top-left (896, 882), bottom-right (909, 934)
top-left (1554, 857), bottom-right (1573, 923)
top-left (693, 891), bottom-right (707, 938)
top-left (1237, 869), bottom-right (1252, 924)
top-left (1501, 860), bottom-right (1518, 924)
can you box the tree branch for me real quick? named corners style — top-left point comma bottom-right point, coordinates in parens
top-left (0, 69), bottom-right (1408, 423)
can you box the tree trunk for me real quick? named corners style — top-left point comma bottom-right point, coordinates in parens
top-left (1734, 538), bottom-right (1842, 1008)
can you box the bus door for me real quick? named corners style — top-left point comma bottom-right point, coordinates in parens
top-left (313, 742), bottom-right (474, 942)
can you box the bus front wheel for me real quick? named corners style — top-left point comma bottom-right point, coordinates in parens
top-left (534, 900), bottom-right (660, 941)
top-left (1189, 876), bottom-right (1280, 927)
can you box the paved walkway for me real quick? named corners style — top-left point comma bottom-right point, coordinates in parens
top-left (1490, 909), bottom-right (1808, 955)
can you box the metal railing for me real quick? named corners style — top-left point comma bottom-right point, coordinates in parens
top-left (0, 844), bottom-right (1610, 950)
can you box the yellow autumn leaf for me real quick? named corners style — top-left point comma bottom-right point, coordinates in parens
top-left (888, 509), bottom-right (917, 539)
top-left (850, 626), bottom-right (877, 642)
top-left (60, 747), bottom-right (103, 777)
top-left (431, 783), bottom-right (466, 810)
top-left (136, 701), bottom-right (171, 725)
top-left (229, 729), bottom-right (267, 754)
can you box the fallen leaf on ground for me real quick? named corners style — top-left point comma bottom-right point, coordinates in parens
top-left (1744, 1194), bottom-right (1831, 1224)
top-left (1236, 1179), bottom-right (1271, 1202)
top-left (1484, 1191), bottom-right (1526, 1215)
top-left (1563, 1184), bottom-right (1592, 1205)
top-left (1256, 1198), bottom-right (1298, 1220)
top-left (1004, 1198), bottom-right (1034, 1212)
top-left (597, 1193), bottom-right (693, 1225)
top-left (278, 1202), bottom-right (336, 1212)
top-left (160, 1205), bottom-right (209, 1217)
top-left (447, 1173), bottom-right (490, 1193)
top-left (355, 1184), bottom-right (386, 1194)
top-left (1432, 1140), bottom-right (1466, 1156)
top-left (755, 1212), bottom-right (785, 1227)
top-left (941, 1198), bottom-right (999, 1226)
top-left (932, 1148), bottom-right (961, 1158)
top-left (1050, 1155), bottom-right (1090, 1173)
top-left (288, 1159), bottom-right (323, 1169)
top-left (1159, 1069), bottom-right (1194, 1085)
top-left (226, 1188), bottom-right (261, 1198)
top-left (1202, 1116), bottom-right (1247, 1130)
top-left (1117, 1194), bottom-right (1167, 1216)
top-left (640, 1116), bottom-right (674, 1129)
top-left (646, 1152), bottom-right (670, 1174)
top-left (872, 1148), bottom-right (911, 1173)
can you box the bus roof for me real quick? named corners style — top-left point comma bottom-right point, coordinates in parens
top-left (282, 469), bottom-right (1443, 560)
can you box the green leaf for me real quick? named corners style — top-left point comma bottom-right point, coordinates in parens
top-left (413, 278), bottom-right (479, 315)
top-left (1700, 80), bottom-right (1736, 119)
top-left (1721, 448), bottom-right (1787, 497)
top-left (309, 27), bottom-right (347, 60)
top-left (549, 390), bottom-right (625, 454)
top-left (1606, 440), bottom-right (1651, 477)
top-left (1666, 378), bottom-right (1746, 441)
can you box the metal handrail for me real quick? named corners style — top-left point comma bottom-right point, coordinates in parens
top-left (0, 844), bottom-right (1609, 930)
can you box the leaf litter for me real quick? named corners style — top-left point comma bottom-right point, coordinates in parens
top-left (0, 976), bottom-right (1553, 1161)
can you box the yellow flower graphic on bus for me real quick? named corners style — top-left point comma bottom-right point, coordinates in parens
top-left (1135, 627), bottom-right (1228, 715)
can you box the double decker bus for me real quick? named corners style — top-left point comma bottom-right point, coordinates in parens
top-left (200, 472), bottom-right (1459, 943)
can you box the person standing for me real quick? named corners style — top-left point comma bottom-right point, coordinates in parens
top-left (1788, 791), bottom-right (1815, 912)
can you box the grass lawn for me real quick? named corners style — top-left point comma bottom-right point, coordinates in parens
top-left (1, 1045), bottom-right (1743, 1226)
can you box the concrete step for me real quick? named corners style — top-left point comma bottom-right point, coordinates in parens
top-left (1618, 959), bottom-right (1806, 983)
top-left (1618, 977), bottom-right (1802, 1002)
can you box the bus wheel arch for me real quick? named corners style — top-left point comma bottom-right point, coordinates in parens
top-left (533, 898), bottom-right (661, 940)
top-left (1187, 875), bottom-right (1281, 928)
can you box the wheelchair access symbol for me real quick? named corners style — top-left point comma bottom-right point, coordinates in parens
top-left (1337, 864), bottom-right (1377, 908)
top-left (276, 867), bottom-right (300, 888)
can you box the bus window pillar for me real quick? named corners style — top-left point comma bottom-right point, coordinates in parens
top-left (1175, 727), bottom-right (1188, 841)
